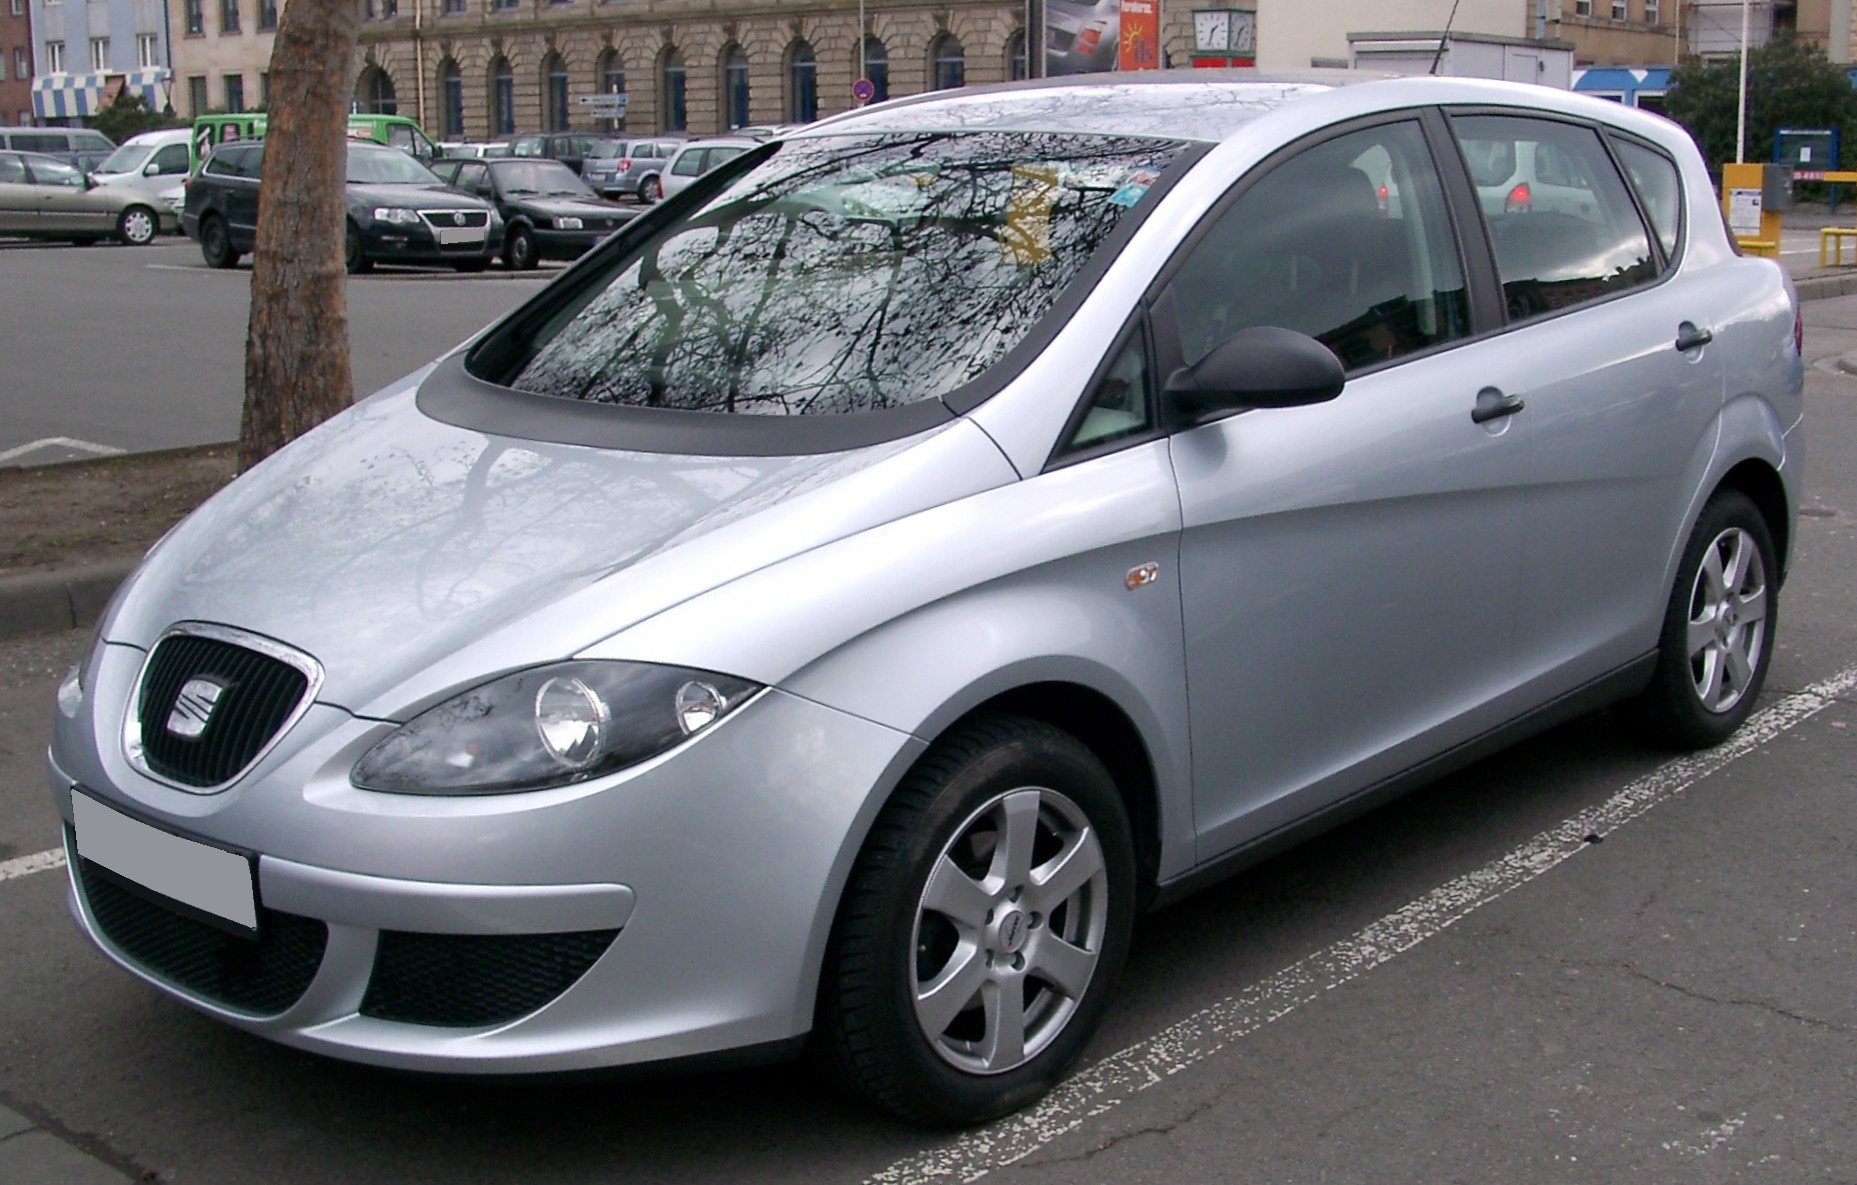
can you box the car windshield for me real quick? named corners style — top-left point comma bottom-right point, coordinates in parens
top-left (97, 143), bottom-right (154, 173)
top-left (498, 130), bottom-right (1185, 416)
top-left (494, 159), bottom-right (594, 196)
top-left (346, 144), bottom-right (443, 186)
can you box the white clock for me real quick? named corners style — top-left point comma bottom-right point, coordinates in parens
top-left (1230, 9), bottom-right (1256, 55)
top-left (1194, 8), bottom-right (1232, 54)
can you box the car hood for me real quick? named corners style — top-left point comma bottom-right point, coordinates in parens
top-left (103, 370), bottom-right (1016, 719)
top-left (349, 182), bottom-right (487, 210)
top-left (508, 195), bottom-right (633, 219)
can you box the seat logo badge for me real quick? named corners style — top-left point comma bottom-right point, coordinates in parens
top-left (1125, 562), bottom-right (1161, 591)
top-left (166, 678), bottom-right (227, 740)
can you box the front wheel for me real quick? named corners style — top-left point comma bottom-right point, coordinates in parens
top-left (1635, 489), bottom-right (1777, 749)
top-left (813, 715), bottom-right (1135, 1126)
top-left (503, 224), bottom-right (538, 270)
top-left (116, 205), bottom-right (158, 246)
top-left (344, 222), bottom-right (372, 274)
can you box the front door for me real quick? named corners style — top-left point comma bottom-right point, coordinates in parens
top-left (1161, 117), bottom-right (1528, 861)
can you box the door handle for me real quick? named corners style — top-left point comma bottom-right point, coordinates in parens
top-left (1471, 387), bottom-right (1526, 424)
top-left (1675, 322), bottom-right (1714, 352)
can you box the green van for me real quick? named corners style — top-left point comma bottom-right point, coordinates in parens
top-left (189, 113), bottom-right (441, 172)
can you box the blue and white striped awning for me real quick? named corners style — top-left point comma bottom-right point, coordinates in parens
top-left (31, 73), bottom-right (106, 119)
top-left (30, 69), bottom-right (170, 119)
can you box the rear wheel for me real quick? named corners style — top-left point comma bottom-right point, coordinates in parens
top-left (813, 715), bottom-right (1135, 1126)
top-left (198, 215), bottom-right (238, 269)
top-left (1635, 489), bottom-right (1777, 749)
top-left (116, 205), bottom-right (158, 246)
top-left (639, 175), bottom-right (662, 203)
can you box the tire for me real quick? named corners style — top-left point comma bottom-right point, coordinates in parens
top-left (503, 224), bottom-right (538, 270)
top-left (639, 175), bottom-right (662, 203)
top-left (344, 222), bottom-right (372, 274)
top-left (116, 205), bottom-right (158, 246)
top-left (1635, 489), bottom-right (1777, 749)
top-left (198, 215), bottom-right (238, 269)
top-left (812, 715), bottom-right (1136, 1126)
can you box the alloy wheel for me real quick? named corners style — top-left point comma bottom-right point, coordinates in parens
top-left (1685, 525), bottom-right (1768, 715)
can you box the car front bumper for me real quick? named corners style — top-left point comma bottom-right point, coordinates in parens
top-left (359, 220), bottom-right (504, 266)
top-left (52, 639), bottom-right (922, 1074)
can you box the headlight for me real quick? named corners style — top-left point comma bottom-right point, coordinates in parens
top-left (351, 660), bottom-right (761, 795)
top-left (555, 216), bottom-right (583, 229)
top-left (372, 207), bottom-right (421, 225)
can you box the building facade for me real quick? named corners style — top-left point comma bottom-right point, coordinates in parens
top-left (169, 0), bottom-right (280, 116)
top-left (3, 0), bottom-right (33, 124)
top-left (26, 0), bottom-right (170, 120)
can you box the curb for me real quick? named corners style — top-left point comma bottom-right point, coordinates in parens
top-left (6, 277), bottom-right (1857, 644)
top-left (0, 560), bottom-right (136, 642)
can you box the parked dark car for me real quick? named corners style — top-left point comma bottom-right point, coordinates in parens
top-left (507, 132), bottom-right (603, 175)
top-left (182, 140), bottom-right (503, 273)
top-left (581, 136), bottom-right (686, 201)
top-left (432, 156), bottom-right (637, 269)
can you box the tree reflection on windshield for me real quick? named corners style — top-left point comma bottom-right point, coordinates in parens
top-left (508, 131), bottom-right (1184, 416)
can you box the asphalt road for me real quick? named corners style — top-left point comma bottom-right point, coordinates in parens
top-left (0, 305), bottom-right (1853, 1178)
top-left (0, 237), bottom-right (552, 466)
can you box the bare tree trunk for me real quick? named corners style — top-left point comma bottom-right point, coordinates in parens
top-left (238, 0), bottom-right (359, 472)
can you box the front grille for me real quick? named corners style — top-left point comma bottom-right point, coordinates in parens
top-left (134, 632), bottom-right (311, 789)
top-left (77, 857), bottom-right (327, 1016)
top-left (419, 209), bottom-right (490, 229)
top-left (361, 929), bottom-right (620, 1027)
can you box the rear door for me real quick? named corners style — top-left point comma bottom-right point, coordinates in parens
top-left (0, 153), bottom-right (37, 233)
top-left (22, 155), bottom-right (112, 234)
top-left (1445, 113), bottom-right (1724, 700)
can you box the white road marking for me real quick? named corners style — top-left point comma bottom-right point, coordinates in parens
top-left (0, 437), bottom-right (125, 464)
top-left (867, 665), bottom-right (1857, 1185)
top-left (0, 848), bottom-right (66, 883)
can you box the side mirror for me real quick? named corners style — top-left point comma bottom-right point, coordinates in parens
top-left (144, 161), bottom-right (161, 176)
top-left (1164, 325), bottom-right (1345, 426)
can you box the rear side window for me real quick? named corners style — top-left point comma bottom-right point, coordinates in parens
top-left (0, 153), bottom-right (24, 182)
top-left (1452, 115), bottom-right (1658, 322)
top-left (1166, 119), bottom-right (1471, 374)
top-left (670, 150), bottom-right (703, 176)
top-left (13, 133), bottom-right (65, 153)
top-left (1612, 138), bottom-right (1683, 262)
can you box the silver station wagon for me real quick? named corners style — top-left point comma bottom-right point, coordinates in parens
top-left (52, 72), bottom-right (1802, 1125)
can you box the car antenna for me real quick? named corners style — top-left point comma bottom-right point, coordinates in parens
top-left (1429, 0), bottom-right (1464, 74)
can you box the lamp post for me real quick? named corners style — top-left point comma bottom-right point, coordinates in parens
top-left (1735, 0), bottom-right (1750, 163)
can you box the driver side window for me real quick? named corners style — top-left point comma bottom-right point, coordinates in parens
top-left (1165, 120), bottom-right (1471, 374)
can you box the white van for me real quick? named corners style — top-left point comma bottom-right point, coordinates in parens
top-left (90, 128), bottom-right (193, 200)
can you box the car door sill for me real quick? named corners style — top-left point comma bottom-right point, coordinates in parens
top-left (1149, 652), bottom-right (1659, 912)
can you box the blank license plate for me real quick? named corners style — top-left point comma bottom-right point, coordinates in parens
top-left (437, 227), bottom-right (484, 245)
top-left (73, 791), bottom-right (258, 937)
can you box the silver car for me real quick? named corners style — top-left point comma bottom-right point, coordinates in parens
top-left (52, 72), bottom-right (1802, 1125)
top-left (0, 149), bottom-right (174, 245)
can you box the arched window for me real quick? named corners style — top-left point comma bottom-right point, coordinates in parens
top-left (721, 44), bottom-right (750, 130)
top-left (659, 46), bottom-right (686, 132)
top-left (930, 34), bottom-right (964, 92)
top-left (358, 66), bottom-right (397, 115)
top-left (439, 58), bottom-right (464, 138)
top-left (598, 49), bottom-right (625, 132)
top-left (491, 57), bottom-right (515, 136)
top-left (786, 40), bottom-right (816, 124)
top-left (1007, 31), bottom-right (1028, 81)
top-left (862, 36), bottom-right (889, 103)
top-left (543, 52), bottom-right (570, 131)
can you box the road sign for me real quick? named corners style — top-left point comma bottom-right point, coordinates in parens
top-left (575, 93), bottom-right (629, 111)
top-left (853, 78), bottom-right (875, 103)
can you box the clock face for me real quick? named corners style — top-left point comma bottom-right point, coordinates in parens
top-left (1194, 9), bottom-right (1231, 53)
top-left (1230, 10), bottom-right (1256, 54)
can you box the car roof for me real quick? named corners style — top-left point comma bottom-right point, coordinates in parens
top-left (796, 69), bottom-right (1644, 146)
